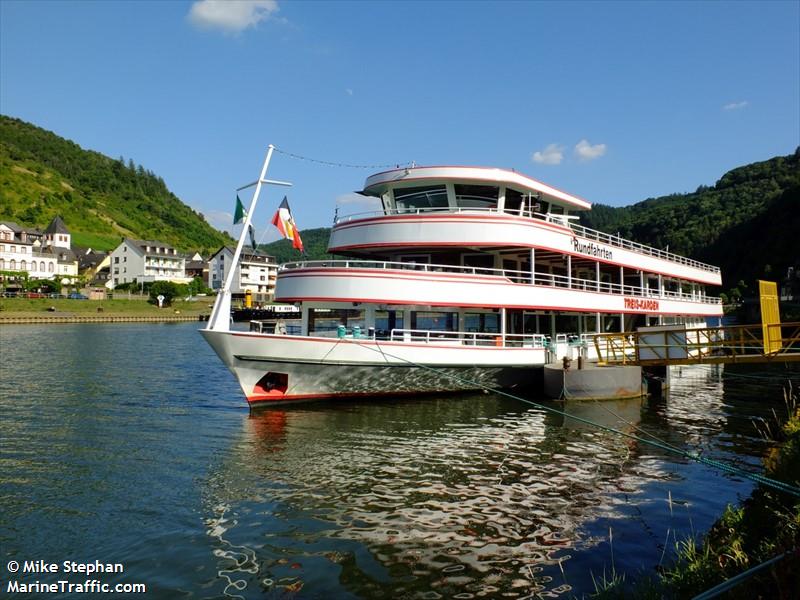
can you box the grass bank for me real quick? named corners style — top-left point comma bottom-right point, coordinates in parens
top-left (595, 385), bottom-right (800, 599)
top-left (0, 296), bottom-right (212, 319)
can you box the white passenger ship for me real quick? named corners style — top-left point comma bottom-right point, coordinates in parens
top-left (202, 148), bottom-right (723, 406)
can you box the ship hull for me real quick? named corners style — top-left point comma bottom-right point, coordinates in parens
top-left (201, 329), bottom-right (545, 405)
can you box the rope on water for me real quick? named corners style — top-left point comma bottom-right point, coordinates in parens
top-left (349, 340), bottom-right (800, 498)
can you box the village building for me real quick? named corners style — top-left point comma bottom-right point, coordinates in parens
top-left (77, 248), bottom-right (112, 287)
top-left (184, 251), bottom-right (209, 286)
top-left (208, 246), bottom-right (278, 304)
top-left (39, 216), bottom-right (79, 281)
top-left (0, 216), bottom-right (78, 286)
top-left (108, 238), bottom-right (190, 288)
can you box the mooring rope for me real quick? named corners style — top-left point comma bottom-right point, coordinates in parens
top-left (350, 340), bottom-right (800, 498)
top-left (691, 549), bottom-right (798, 600)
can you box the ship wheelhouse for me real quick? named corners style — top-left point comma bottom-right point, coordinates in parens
top-left (276, 166), bottom-right (722, 347)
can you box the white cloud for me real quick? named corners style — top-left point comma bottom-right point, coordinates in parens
top-left (722, 100), bottom-right (749, 111)
top-left (336, 192), bottom-right (370, 204)
top-left (574, 139), bottom-right (607, 161)
top-left (531, 144), bottom-right (564, 165)
top-left (205, 209), bottom-right (234, 234)
top-left (335, 193), bottom-right (381, 216)
top-left (188, 0), bottom-right (280, 33)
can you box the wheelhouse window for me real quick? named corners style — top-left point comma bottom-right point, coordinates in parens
top-left (504, 188), bottom-right (550, 216)
top-left (453, 184), bottom-right (498, 210)
top-left (393, 185), bottom-right (448, 213)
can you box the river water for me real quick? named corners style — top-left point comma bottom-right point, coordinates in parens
top-left (1, 322), bottom-right (797, 598)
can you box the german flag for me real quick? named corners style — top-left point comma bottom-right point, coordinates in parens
top-left (271, 197), bottom-right (304, 252)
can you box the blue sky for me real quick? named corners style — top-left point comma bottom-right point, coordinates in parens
top-left (1, 1), bottom-right (798, 243)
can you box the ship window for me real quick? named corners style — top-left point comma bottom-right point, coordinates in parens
top-left (308, 308), bottom-right (365, 334)
top-left (375, 310), bottom-right (404, 338)
top-left (411, 311), bottom-right (457, 332)
top-left (462, 253), bottom-right (495, 273)
top-left (398, 254), bottom-right (430, 268)
top-left (394, 185), bottom-right (448, 213)
top-left (454, 184), bottom-right (498, 209)
top-left (505, 187), bottom-right (523, 213)
top-left (464, 313), bottom-right (499, 333)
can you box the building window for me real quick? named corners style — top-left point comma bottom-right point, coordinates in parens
top-left (10, 246), bottom-right (15, 253)
top-left (29, 261), bottom-right (36, 272)
top-left (40, 261), bottom-right (45, 271)
top-left (48, 263), bottom-right (54, 272)
top-left (9, 259), bottom-right (16, 269)
top-left (0, 259), bottom-right (4, 270)
top-left (20, 247), bottom-right (26, 254)
top-left (115, 257), bottom-right (119, 263)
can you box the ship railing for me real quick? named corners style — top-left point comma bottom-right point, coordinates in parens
top-left (280, 260), bottom-right (723, 305)
top-left (332, 206), bottom-right (720, 274)
top-left (389, 328), bottom-right (548, 348)
top-left (298, 325), bottom-right (547, 347)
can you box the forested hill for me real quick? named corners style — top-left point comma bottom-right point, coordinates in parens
top-left (262, 149), bottom-right (799, 290)
top-left (259, 228), bottom-right (332, 264)
top-left (0, 115), bottom-right (232, 252)
top-left (581, 149), bottom-right (800, 288)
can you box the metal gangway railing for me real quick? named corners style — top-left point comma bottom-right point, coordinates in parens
top-left (592, 322), bottom-right (800, 366)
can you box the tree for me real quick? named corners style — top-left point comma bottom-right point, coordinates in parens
top-left (148, 280), bottom-right (186, 306)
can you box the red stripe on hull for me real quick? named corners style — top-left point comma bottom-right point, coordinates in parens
top-left (246, 388), bottom-right (454, 406)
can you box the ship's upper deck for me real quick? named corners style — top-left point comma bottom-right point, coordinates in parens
top-left (335, 165), bottom-right (721, 283)
top-left (361, 165), bottom-right (592, 213)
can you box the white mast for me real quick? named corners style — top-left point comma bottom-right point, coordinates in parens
top-left (206, 145), bottom-right (291, 332)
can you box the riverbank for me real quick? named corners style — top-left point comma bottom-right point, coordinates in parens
top-left (598, 384), bottom-right (800, 598)
top-left (0, 297), bottom-right (210, 323)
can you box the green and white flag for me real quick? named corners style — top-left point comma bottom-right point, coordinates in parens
top-left (233, 195), bottom-right (246, 225)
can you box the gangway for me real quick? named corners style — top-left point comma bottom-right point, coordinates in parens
top-left (593, 322), bottom-right (800, 366)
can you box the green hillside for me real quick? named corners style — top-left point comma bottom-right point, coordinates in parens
top-left (581, 149), bottom-right (800, 288)
top-left (259, 227), bottom-right (334, 263)
top-left (0, 115), bottom-right (232, 252)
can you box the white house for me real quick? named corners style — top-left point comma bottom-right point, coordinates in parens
top-left (108, 238), bottom-right (190, 288)
top-left (209, 246), bottom-right (278, 303)
top-left (40, 216), bottom-right (79, 281)
top-left (0, 217), bottom-right (77, 284)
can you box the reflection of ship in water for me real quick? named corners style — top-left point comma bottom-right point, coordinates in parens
top-left (200, 394), bottom-right (706, 598)
top-left (200, 369), bottom-right (781, 598)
